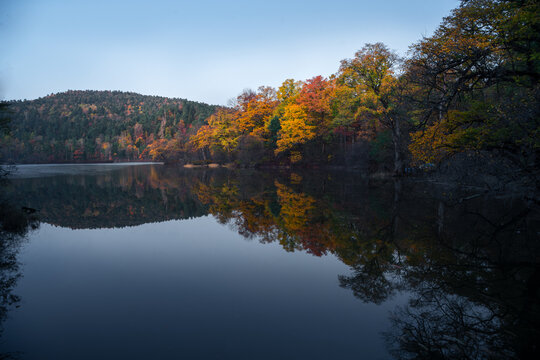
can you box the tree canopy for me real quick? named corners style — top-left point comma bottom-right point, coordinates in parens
top-left (3, 0), bottom-right (538, 186)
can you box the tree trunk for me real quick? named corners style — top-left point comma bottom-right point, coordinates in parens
top-left (392, 117), bottom-right (404, 176)
top-left (391, 177), bottom-right (402, 241)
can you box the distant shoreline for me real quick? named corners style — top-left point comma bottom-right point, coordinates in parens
top-left (6, 161), bottom-right (164, 166)
top-left (3, 162), bottom-right (165, 179)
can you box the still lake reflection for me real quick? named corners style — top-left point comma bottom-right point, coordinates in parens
top-left (0, 164), bottom-right (538, 359)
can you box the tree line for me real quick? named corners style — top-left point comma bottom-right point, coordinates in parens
top-left (189, 0), bottom-right (538, 180)
top-left (1, 0), bottom-right (538, 185)
top-left (1, 90), bottom-right (217, 163)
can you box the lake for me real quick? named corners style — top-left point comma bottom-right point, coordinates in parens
top-left (0, 164), bottom-right (538, 359)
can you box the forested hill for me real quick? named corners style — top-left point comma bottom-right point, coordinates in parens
top-left (2, 90), bottom-right (218, 163)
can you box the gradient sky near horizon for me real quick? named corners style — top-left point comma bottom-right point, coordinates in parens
top-left (1, 0), bottom-right (460, 105)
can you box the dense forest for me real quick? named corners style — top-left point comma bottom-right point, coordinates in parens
top-left (0, 90), bottom-right (217, 163)
top-left (185, 0), bottom-right (538, 179)
top-left (1, 0), bottom-right (538, 188)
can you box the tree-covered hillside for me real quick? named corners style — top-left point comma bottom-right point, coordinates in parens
top-left (1, 0), bottom-right (537, 188)
top-left (1, 90), bottom-right (218, 163)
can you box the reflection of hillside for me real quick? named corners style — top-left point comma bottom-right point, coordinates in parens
top-left (7, 165), bottom-right (211, 229)
top-left (8, 165), bottom-right (540, 356)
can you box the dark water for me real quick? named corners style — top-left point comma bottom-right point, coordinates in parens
top-left (0, 164), bottom-right (538, 359)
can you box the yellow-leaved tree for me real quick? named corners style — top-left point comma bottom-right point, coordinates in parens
top-left (275, 103), bottom-right (316, 162)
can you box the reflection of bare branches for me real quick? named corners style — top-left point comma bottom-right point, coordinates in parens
top-left (338, 262), bottom-right (398, 305)
top-left (331, 177), bottom-right (540, 358)
top-left (385, 292), bottom-right (516, 360)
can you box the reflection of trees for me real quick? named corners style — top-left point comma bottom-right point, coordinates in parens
top-left (6, 166), bottom-right (210, 229)
top-left (386, 292), bottom-right (514, 360)
top-left (345, 187), bottom-right (540, 359)
top-left (188, 171), bottom-right (539, 359)
top-left (193, 173), bottom-right (339, 255)
top-left (8, 165), bottom-right (540, 358)
top-left (382, 242), bottom-right (540, 360)
top-left (0, 196), bottom-right (40, 347)
top-left (383, 244), bottom-right (540, 360)
top-left (339, 262), bottom-right (397, 305)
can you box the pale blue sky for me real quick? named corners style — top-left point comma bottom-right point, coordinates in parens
top-left (1, 0), bottom-right (459, 105)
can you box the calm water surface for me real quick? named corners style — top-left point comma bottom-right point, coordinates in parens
top-left (0, 164), bottom-right (538, 359)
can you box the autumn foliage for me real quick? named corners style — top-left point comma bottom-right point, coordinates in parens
top-left (2, 0), bottom-right (537, 182)
top-left (188, 0), bottom-right (538, 181)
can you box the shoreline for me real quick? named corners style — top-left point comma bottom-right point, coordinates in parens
top-left (4, 162), bottom-right (164, 167)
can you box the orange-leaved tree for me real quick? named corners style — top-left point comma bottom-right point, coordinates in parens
top-left (296, 76), bottom-right (336, 152)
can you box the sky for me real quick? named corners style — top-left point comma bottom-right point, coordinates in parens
top-left (1, 0), bottom-right (460, 105)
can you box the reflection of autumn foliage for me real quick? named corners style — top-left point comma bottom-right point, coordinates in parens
top-left (275, 181), bottom-right (315, 232)
top-left (233, 199), bottom-right (277, 241)
top-left (190, 174), bottom-right (375, 258)
top-left (22, 162), bottom-right (533, 360)
top-left (274, 181), bottom-right (330, 256)
top-left (9, 165), bottom-right (537, 358)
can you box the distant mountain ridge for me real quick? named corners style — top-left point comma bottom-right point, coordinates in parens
top-left (1, 90), bottom-right (218, 163)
